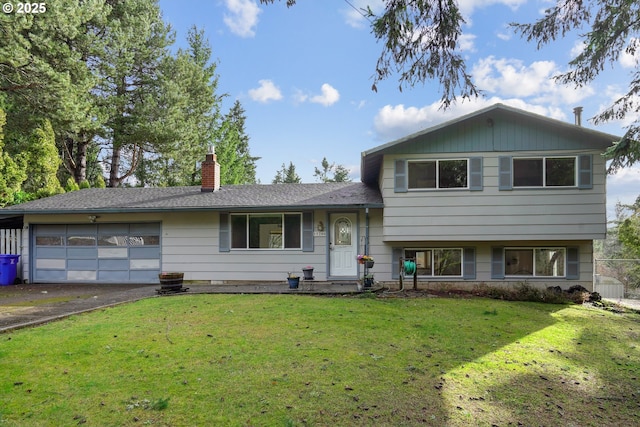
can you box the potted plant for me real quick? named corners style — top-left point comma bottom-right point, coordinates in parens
top-left (357, 254), bottom-right (374, 269)
top-left (301, 266), bottom-right (314, 280)
top-left (287, 272), bottom-right (300, 289)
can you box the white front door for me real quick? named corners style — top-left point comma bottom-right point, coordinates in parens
top-left (329, 213), bottom-right (357, 277)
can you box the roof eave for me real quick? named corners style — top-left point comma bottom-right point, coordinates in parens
top-left (14, 203), bottom-right (386, 216)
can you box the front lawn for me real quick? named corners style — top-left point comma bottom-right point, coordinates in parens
top-left (0, 294), bottom-right (638, 426)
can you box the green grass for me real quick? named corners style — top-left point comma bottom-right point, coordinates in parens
top-left (0, 294), bottom-right (638, 426)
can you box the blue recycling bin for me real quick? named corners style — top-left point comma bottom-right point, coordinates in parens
top-left (0, 254), bottom-right (20, 286)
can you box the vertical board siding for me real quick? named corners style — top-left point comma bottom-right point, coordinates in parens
top-left (0, 229), bottom-right (21, 254)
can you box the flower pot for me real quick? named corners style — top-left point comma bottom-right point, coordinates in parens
top-left (302, 268), bottom-right (314, 280)
top-left (287, 277), bottom-right (300, 289)
top-left (364, 276), bottom-right (374, 288)
top-left (365, 260), bottom-right (374, 269)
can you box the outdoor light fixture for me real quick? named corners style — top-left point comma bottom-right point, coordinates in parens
top-left (88, 215), bottom-right (99, 223)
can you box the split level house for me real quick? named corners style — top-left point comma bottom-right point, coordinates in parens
top-left (0, 104), bottom-right (619, 290)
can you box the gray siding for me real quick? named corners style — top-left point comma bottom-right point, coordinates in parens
top-left (382, 151), bottom-right (607, 241)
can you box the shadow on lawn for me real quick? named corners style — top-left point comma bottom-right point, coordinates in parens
top-left (430, 303), bottom-right (640, 426)
top-left (298, 297), bottom-right (571, 426)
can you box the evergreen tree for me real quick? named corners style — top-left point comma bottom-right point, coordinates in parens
top-left (313, 157), bottom-right (351, 183)
top-left (22, 120), bottom-right (64, 198)
top-left (135, 26), bottom-right (225, 187)
top-left (0, 0), bottom-right (108, 184)
top-left (0, 109), bottom-right (27, 206)
top-left (273, 162), bottom-right (301, 184)
top-left (98, 0), bottom-right (174, 187)
top-left (217, 100), bottom-right (260, 185)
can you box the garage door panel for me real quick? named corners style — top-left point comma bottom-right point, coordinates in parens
top-left (130, 258), bottom-right (160, 269)
top-left (68, 259), bottom-right (98, 270)
top-left (67, 248), bottom-right (98, 259)
top-left (99, 259), bottom-right (130, 270)
top-left (36, 247), bottom-right (66, 258)
top-left (67, 224), bottom-right (97, 233)
top-left (98, 270), bottom-right (129, 282)
top-left (130, 247), bottom-right (160, 258)
top-left (67, 270), bottom-right (97, 281)
top-left (98, 223), bottom-right (129, 233)
top-left (35, 270), bottom-right (66, 281)
top-left (130, 223), bottom-right (160, 233)
top-left (36, 224), bottom-right (66, 234)
top-left (98, 247), bottom-right (128, 258)
top-left (130, 270), bottom-right (159, 282)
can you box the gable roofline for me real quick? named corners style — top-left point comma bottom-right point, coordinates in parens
top-left (360, 103), bottom-right (622, 184)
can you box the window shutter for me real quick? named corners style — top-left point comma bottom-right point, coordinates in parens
top-left (469, 157), bottom-right (483, 191)
top-left (578, 155), bottom-right (593, 189)
top-left (391, 247), bottom-right (403, 279)
top-left (302, 212), bottom-right (314, 252)
top-left (219, 212), bottom-right (230, 252)
top-left (566, 246), bottom-right (579, 279)
top-left (491, 247), bottom-right (504, 279)
top-left (498, 156), bottom-right (512, 190)
top-left (394, 159), bottom-right (407, 193)
top-left (463, 247), bottom-right (476, 279)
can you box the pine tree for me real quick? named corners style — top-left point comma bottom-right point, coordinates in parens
top-left (217, 100), bottom-right (260, 185)
top-left (314, 157), bottom-right (352, 183)
top-left (273, 162), bottom-right (301, 184)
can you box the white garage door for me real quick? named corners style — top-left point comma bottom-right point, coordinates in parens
top-left (32, 223), bottom-right (161, 283)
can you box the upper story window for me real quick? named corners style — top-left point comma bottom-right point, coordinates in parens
top-left (231, 213), bottom-right (302, 249)
top-left (408, 159), bottom-right (468, 189)
top-left (513, 157), bottom-right (576, 187)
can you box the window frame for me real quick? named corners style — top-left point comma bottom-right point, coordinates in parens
top-left (230, 212), bottom-right (303, 250)
top-left (403, 247), bottom-right (464, 277)
top-left (512, 156), bottom-right (577, 188)
top-left (504, 247), bottom-right (567, 278)
top-left (407, 158), bottom-right (469, 190)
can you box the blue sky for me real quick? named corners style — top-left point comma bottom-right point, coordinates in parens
top-left (158, 0), bottom-right (639, 218)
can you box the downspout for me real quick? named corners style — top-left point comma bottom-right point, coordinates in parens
top-left (365, 207), bottom-right (370, 255)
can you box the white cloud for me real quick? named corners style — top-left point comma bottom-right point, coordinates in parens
top-left (248, 80), bottom-right (283, 103)
top-left (620, 38), bottom-right (640, 68)
top-left (607, 165), bottom-right (640, 218)
top-left (310, 84), bottom-right (340, 106)
top-left (372, 97), bottom-right (571, 142)
top-left (472, 56), bottom-right (594, 105)
top-left (458, 0), bottom-right (527, 22)
top-left (342, 0), bottom-right (384, 29)
top-left (458, 33), bottom-right (477, 52)
top-left (223, 0), bottom-right (261, 38)
top-left (570, 40), bottom-right (585, 59)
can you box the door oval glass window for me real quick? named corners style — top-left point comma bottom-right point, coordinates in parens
top-left (334, 217), bottom-right (352, 245)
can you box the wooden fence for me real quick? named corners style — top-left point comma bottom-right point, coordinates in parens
top-left (0, 229), bottom-right (23, 280)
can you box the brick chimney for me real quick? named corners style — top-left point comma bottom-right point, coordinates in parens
top-left (201, 145), bottom-right (220, 192)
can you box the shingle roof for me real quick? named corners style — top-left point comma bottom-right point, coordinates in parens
top-left (1, 182), bottom-right (383, 215)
